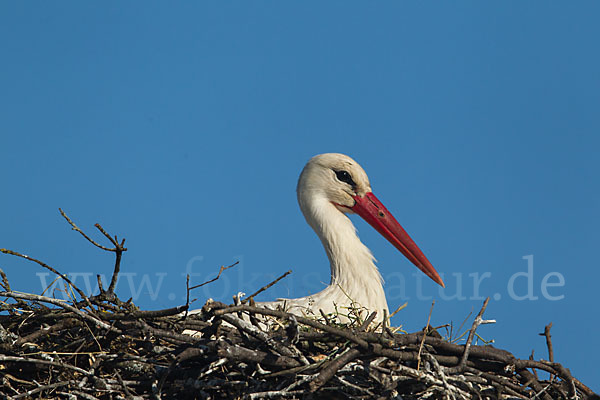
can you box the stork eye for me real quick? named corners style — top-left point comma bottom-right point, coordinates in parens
top-left (334, 170), bottom-right (356, 187)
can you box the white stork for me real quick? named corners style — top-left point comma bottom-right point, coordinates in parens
top-left (259, 153), bottom-right (444, 322)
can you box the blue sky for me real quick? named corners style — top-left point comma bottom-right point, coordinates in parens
top-left (1, 2), bottom-right (599, 390)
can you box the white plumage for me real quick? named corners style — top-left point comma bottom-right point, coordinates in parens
top-left (259, 153), bottom-right (444, 322)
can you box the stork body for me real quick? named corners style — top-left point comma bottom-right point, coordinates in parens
top-left (260, 153), bottom-right (444, 322)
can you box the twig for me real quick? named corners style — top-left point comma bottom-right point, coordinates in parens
top-left (219, 313), bottom-right (298, 358)
top-left (244, 390), bottom-right (304, 400)
top-left (424, 353), bottom-right (457, 400)
top-left (358, 311), bottom-right (377, 332)
top-left (387, 301), bottom-right (407, 320)
top-left (188, 261), bottom-right (239, 290)
top-left (99, 305), bottom-right (188, 320)
top-left (451, 309), bottom-right (473, 344)
top-left (0, 267), bottom-right (11, 291)
top-left (107, 237), bottom-right (125, 294)
top-left (185, 273), bottom-right (190, 315)
top-left (15, 317), bottom-right (80, 346)
top-left (530, 349), bottom-right (539, 380)
top-left (96, 274), bottom-right (105, 294)
top-left (370, 363), bottom-right (472, 398)
top-left (242, 269), bottom-right (292, 304)
top-left (136, 320), bottom-right (200, 344)
top-left (58, 390), bottom-right (100, 400)
top-left (309, 347), bottom-right (361, 392)
top-left (285, 314), bottom-right (300, 344)
top-left (465, 366), bottom-right (531, 399)
top-left (61, 216), bottom-right (130, 295)
top-left (11, 380), bottom-right (78, 399)
top-left (518, 368), bottom-right (553, 400)
top-left (447, 297), bottom-right (493, 373)
top-left (0, 355), bottom-right (90, 376)
top-left (59, 208), bottom-right (115, 252)
top-left (0, 248), bottom-right (90, 302)
top-left (94, 222), bottom-right (119, 247)
top-left (540, 322), bottom-right (554, 380)
top-left (0, 291), bottom-right (118, 333)
top-left (417, 300), bottom-right (435, 370)
top-left (116, 371), bottom-right (135, 399)
top-left (335, 375), bottom-right (375, 396)
top-left (318, 309), bottom-right (332, 325)
top-left (218, 343), bottom-right (302, 368)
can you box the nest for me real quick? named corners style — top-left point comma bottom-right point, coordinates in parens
top-left (0, 211), bottom-right (597, 400)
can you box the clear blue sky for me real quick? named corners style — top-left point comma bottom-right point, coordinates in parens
top-left (1, 2), bottom-right (598, 390)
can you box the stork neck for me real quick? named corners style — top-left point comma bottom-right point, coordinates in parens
top-left (300, 196), bottom-right (385, 301)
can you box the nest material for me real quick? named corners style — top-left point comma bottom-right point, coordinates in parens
top-left (0, 210), bottom-right (598, 400)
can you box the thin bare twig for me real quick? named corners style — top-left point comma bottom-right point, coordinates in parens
top-left (530, 349), bottom-right (539, 380)
top-left (94, 222), bottom-right (119, 247)
top-left (59, 208), bottom-right (115, 252)
top-left (309, 347), bottom-right (361, 392)
top-left (319, 309), bottom-right (331, 325)
top-left (107, 238), bottom-right (125, 294)
top-left (0, 355), bottom-right (91, 376)
top-left (358, 311), bottom-right (377, 332)
top-left (417, 300), bottom-right (435, 370)
top-left (540, 322), bottom-right (554, 380)
top-left (11, 380), bottom-right (78, 400)
top-left (0, 267), bottom-right (11, 291)
top-left (242, 269), bottom-right (292, 304)
top-left (0, 291), bottom-right (118, 333)
top-left (387, 301), bottom-right (407, 320)
top-left (57, 212), bottom-right (131, 295)
top-left (0, 248), bottom-right (90, 303)
top-left (189, 261), bottom-right (240, 291)
top-left (448, 297), bottom-right (493, 373)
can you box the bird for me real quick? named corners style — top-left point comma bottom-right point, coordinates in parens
top-left (258, 153), bottom-right (444, 323)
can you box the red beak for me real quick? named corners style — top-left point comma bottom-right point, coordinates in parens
top-left (351, 192), bottom-right (444, 288)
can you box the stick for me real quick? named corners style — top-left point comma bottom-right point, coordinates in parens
top-left (107, 239), bottom-right (124, 294)
top-left (539, 322), bottom-right (554, 380)
top-left (0, 291), bottom-right (118, 333)
top-left (0, 267), bottom-right (11, 291)
top-left (242, 269), bottom-right (292, 304)
top-left (358, 311), bottom-right (377, 332)
top-left (309, 347), bottom-right (361, 392)
top-left (220, 313), bottom-right (298, 358)
top-left (0, 356), bottom-right (90, 376)
top-left (11, 380), bottom-right (78, 400)
top-left (188, 261), bottom-right (239, 290)
top-left (448, 297), bottom-right (493, 373)
top-left (59, 208), bottom-right (115, 252)
top-left (100, 305), bottom-right (188, 320)
top-left (417, 300), bottom-right (435, 370)
top-left (0, 248), bottom-right (89, 302)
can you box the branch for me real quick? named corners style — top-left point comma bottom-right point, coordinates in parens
top-left (447, 297), bottom-right (494, 373)
top-left (0, 291), bottom-right (118, 333)
top-left (188, 261), bottom-right (239, 291)
top-left (309, 347), bottom-right (361, 392)
top-left (0, 248), bottom-right (90, 303)
top-left (540, 322), bottom-right (554, 380)
top-left (59, 208), bottom-right (115, 252)
top-left (242, 269), bottom-right (292, 304)
top-left (417, 300), bottom-right (435, 370)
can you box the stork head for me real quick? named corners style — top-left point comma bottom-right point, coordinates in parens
top-left (297, 153), bottom-right (445, 288)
